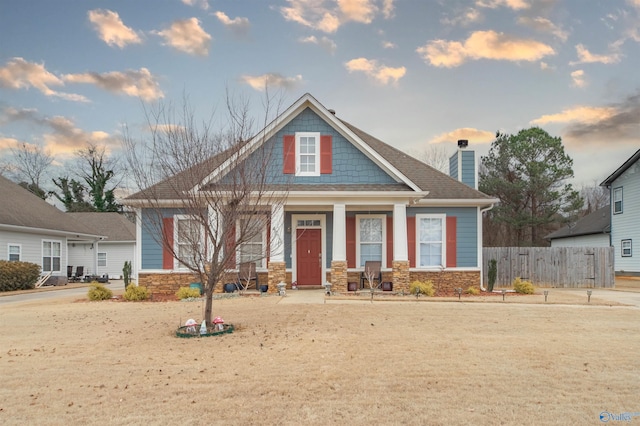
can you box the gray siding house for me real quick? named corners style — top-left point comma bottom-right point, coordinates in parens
top-left (546, 205), bottom-right (610, 248)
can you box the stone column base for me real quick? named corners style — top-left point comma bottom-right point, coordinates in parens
top-left (392, 260), bottom-right (410, 294)
top-left (268, 261), bottom-right (286, 294)
top-left (331, 260), bottom-right (348, 292)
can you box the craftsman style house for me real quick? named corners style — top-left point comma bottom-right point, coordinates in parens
top-left (601, 148), bottom-right (640, 276)
top-left (126, 93), bottom-right (497, 294)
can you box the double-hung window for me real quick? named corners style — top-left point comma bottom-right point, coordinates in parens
top-left (8, 244), bottom-right (21, 261)
top-left (174, 215), bottom-right (203, 269)
top-left (416, 214), bottom-right (446, 268)
top-left (97, 252), bottom-right (107, 267)
top-left (296, 132), bottom-right (320, 176)
top-left (237, 215), bottom-right (267, 269)
top-left (613, 187), bottom-right (623, 214)
top-left (42, 240), bottom-right (61, 272)
top-left (622, 240), bottom-right (632, 257)
top-left (356, 215), bottom-right (385, 267)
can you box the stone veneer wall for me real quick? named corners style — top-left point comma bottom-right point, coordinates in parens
top-left (138, 273), bottom-right (200, 295)
top-left (410, 270), bottom-right (481, 295)
top-left (331, 261), bottom-right (348, 292)
top-left (267, 262), bottom-right (286, 294)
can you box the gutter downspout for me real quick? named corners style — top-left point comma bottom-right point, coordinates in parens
top-left (479, 203), bottom-right (495, 291)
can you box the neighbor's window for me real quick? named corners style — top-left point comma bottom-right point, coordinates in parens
top-left (237, 215), bottom-right (267, 269)
top-left (416, 214), bottom-right (446, 267)
top-left (97, 252), bottom-right (107, 267)
top-left (42, 240), bottom-right (61, 272)
top-left (8, 244), bottom-right (21, 261)
top-left (622, 239), bottom-right (632, 257)
top-left (356, 215), bottom-right (385, 267)
top-left (296, 132), bottom-right (320, 176)
top-left (613, 187), bottom-right (623, 214)
top-left (174, 215), bottom-right (203, 269)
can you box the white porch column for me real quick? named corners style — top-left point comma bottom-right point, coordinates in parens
top-left (270, 204), bottom-right (285, 262)
top-left (332, 203), bottom-right (346, 261)
top-left (207, 207), bottom-right (219, 261)
top-left (393, 203), bottom-right (408, 261)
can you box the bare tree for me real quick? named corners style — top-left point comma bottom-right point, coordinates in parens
top-left (10, 143), bottom-right (54, 198)
top-left (418, 144), bottom-right (451, 173)
top-left (580, 180), bottom-right (609, 214)
top-left (122, 91), bottom-right (288, 327)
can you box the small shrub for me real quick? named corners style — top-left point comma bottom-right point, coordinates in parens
top-left (409, 280), bottom-right (435, 297)
top-left (513, 277), bottom-right (535, 294)
top-left (176, 286), bottom-right (202, 300)
top-left (87, 283), bottom-right (113, 301)
top-left (123, 284), bottom-right (149, 301)
top-left (488, 259), bottom-right (497, 292)
top-left (0, 260), bottom-right (41, 292)
top-left (466, 286), bottom-right (480, 295)
top-left (123, 261), bottom-right (132, 288)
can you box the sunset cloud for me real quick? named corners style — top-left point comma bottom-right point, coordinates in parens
top-left (182, 0), bottom-right (209, 10)
top-left (476, 0), bottom-right (529, 10)
top-left (63, 68), bottom-right (163, 101)
top-left (570, 70), bottom-right (586, 88)
top-left (430, 127), bottom-right (495, 144)
top-left (518, 16), bottom-right (568, 41)
top-left (441, 8), bottom-right (481, 27)
top-left (345, 57), bottom-right (406, 85)
top-left (571, 44), bottom-right (621, 65)
top-left (156, 18), bottom-right (211, 56)
top-left (417, 30), bottom-right (555, 67)
top-left (214, 11), bottom-right (250, 37)
top-left (240, 73), bottom-right (303, 91)
top-left (530, 106), bottom-right (617, 126)
top-left (280, 0), bottom-right (394, 33)
top-left (299, 35), bottom-right (337, 54)
top-left (87, 9), bottom-right (142, 48)
top-left (0, 57), bottom-right (88, 102)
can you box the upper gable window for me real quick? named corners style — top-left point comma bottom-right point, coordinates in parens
top-left (613, 187), bottom-right (623, 214)
top-left (296, 132), bottom-right (320, 176)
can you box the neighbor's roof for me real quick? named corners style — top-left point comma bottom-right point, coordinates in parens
top-left (545, 205), bottom-right (611, 240)
top-left (0, 174), bottom-right (100, 238)
top-left (126, 93), bottom-right (494, 203)
top-left (601, 149), bottom-right (640, 186)
top-left (67, 212), bottom-right (136, 242)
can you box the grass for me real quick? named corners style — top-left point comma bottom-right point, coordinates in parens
top-left (0, 295), bottom-right (639, 425)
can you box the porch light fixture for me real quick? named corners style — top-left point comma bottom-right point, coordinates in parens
top-left (543, 290), bottom-right (549, 302)
top-left (587, 290), bottom-right (592, 303)
top-left (455, 288), bottom-right (462, 300)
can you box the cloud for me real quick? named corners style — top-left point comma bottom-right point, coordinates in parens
top-left (0, 57), bottom-right (88, 102)
top-left (416, 30), bottom-right (555, 67)
top-left (182, 0), bottom-right (209, 10)
top-left (517, 16), bottom-right (568, 41)
top-left (299, 35), bottom-right (337, 54)
top-left (344, 57), bottom-right (406, 85)
top-left (530, 105), bottom-right (617, 125)
top-left (570, 44), bottom-right (621, 65)
top-left (63, 68), bottom-right (163, 101)
top-left (430, 128), bottom-right (495, 144)
top-left (570, 70), bottom-right (586, 88)
top-left (441, 8), bottom-right (482, 26)
top-left (156, 18), bottom-right (212, 56)
top-left (476, 0), bottom-right (529, 10)
top-left (214, 11), bottom-right (250, 37)
top-left (0, 137), bottom-right (20, 150)
top-left (279, 0), bottom-right (393, 33)
top-left (0, 107), bottom-right (116, 156)
top-left (381, 40), bottom-right (396, 49)
top-left (240, 73), bottom-right (303, 91)
top-left (87, 9), bottom-right (142, 48)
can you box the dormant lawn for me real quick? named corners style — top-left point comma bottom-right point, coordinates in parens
top-left (1, 290), bottom-right (638, 425)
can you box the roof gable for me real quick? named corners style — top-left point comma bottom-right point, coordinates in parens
top-left (601, 149), bottom-right (640, 186)
top-left (545, 205), bottom-right (610, 240)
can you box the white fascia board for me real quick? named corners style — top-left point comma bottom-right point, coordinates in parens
top-left (285, 191), bottom-right (428, 205)
top-left (414, 198), bottom-right (500, 207)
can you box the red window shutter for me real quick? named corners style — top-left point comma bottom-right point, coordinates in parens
top-left (446, 216), bottom-right (457, 268)
top-left (162, 217), bottom-right (174, 270)
top-left (320, 135), bottom-right (332, 174)
top-left (283, 135), bottom-right (295, 174)
top-left (346, 216), bottom-right (356, 268)
top-left (386, 216), bottom-right (393, 267)
top-left (224, 223), bottom-right (236, 269)
top-left (407, 217), bottom-right (416, 268)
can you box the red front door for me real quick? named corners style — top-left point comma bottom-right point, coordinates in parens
top-left (296, 229), bottom-right (322, 285)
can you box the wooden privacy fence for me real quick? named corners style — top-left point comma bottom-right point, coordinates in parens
top-left (482, 247), bottom-right (615, 288)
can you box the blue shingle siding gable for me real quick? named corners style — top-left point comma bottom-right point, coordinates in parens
top-left (265, 108), bottom-right (397, 185)
top-left (449, 155), bottom-right (458, 181)
top-left (407, 207), bottom-right (478, 267)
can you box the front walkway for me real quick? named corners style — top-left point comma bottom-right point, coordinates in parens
top-left (277, 288), bottom-right (326, 304)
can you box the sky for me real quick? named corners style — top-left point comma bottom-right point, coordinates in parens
top-left (1, 0), bottom-right (639, 196)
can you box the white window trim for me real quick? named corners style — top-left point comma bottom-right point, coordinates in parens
top-left (97, 252), bottom-right (107, 268)
top-left (236, 214), bottom-right (268, 270)
top-left (622, 239), bottom-right (632, 257)
top-left (416, 214), bottom-right (447, 269)
top-left (613, 187), bottom-right (623, 214)
top-left (8, 244), bottom-right (21, 261)
top-left (42, 240), bottom-right (62, 273)
top-left (355, 214), bottom-right (387, 268)
top-left (173, 215), bottom-right (203, 271)
top-left (295, 132), bottom-right (320, 177)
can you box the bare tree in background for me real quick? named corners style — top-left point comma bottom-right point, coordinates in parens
top-left (9, 143), bottom-right (54, 199)
top-left (580, 180), bottom-right (610, 214)
top-left (419, 144), bottom-right (450, 173)
top-left (122, 91), bottom-right (288, 327)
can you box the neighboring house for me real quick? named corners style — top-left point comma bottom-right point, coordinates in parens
top-left (545, 205), bottom-right (611, 248)
top-left (601, 148), bottom-right (640, 276)
top-left (125, 93), bottom-right (498, 294)
top-left (0, 175), bottom-right (103, 285)
top-left (67, 213), bottom-right (136, 279)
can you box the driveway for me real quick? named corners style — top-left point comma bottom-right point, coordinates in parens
top-left (0, 281), bottom-right (124, 306)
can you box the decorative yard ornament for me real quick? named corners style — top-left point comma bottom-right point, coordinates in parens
top-left (213, 316), bottom-right (225, 331)
top-left (200, 320), bottom-right (207, 335)
top-left (185, 319), bottom-right (197, 333)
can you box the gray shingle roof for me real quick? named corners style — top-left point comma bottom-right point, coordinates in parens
top-left (545, 205), bottom-right (611, 240)
top-left (0, 174), bottom-right (99, 237)
top-left (67, 213), bottom-right (135, 242)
